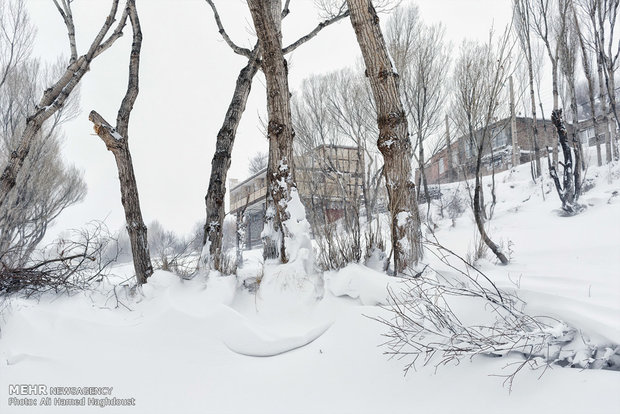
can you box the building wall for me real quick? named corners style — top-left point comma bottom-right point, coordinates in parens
top-left (229, 145), bottom-right (365, 249)
top-left (425, 117), bottom-right (564, 185)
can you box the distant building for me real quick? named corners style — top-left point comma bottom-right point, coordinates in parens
top-left (425, 117), bottom-right (564, 184)
top-left (229, 145), bottom-right (364, 249)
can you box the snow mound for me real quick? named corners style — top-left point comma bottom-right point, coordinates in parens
top-left (324, 264), bottom-right (401, 306)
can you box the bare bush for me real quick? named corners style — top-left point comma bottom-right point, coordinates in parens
top-left (315, 216), bottom-right (362, 271)
top-left (0, 221), bottom-right (116, 297)
top-left (374, 239), bottom-right (578, 391)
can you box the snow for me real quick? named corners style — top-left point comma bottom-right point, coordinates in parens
top-left (324, 263), bottom-right (398, 305)
top-left (1, 149), bottom-right (619, 413)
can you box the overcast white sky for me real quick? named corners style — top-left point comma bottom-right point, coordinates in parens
top-left (25, 0), bottom-right (513, 239)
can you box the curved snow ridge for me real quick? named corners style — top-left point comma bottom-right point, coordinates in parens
top-left (221, 316), bottom-right (333, 357)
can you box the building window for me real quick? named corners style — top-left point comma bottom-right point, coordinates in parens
top-left (579, 127), bottom-right (594, 145)
top-left (438, 158), bottom-right (445, 174)
top-left (492, 130), bottom-right (508, 148)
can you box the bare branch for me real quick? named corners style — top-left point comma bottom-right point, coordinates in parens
top-left (116, 1), bottom-right (141, 135)
top-left (204, 0), bottom-right (253, 58)
top-left (282, 8), bottom-right (350, 54)
top-left (52, 0), bottom-right (78, 62)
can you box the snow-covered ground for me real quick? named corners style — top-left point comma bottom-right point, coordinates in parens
top-left (1, 152), bottom-right (619, 413)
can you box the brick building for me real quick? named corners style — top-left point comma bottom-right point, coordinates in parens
top-left (425, 117), bottom-right (563, 184)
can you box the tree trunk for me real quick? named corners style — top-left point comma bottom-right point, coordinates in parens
top-left (347, 0), bottom-right (422, 273)
top-left (568, 79), bottom-right (583, 196)
top-left (604, 68), bottom-right (619, 160)
top-left (89, 112), bottom-right (153, 284)
top-left (247, 0), bottom-right (310, 264)
top-left (551, 56), bottom-right (559, 169)
top-left (445, 115), bottom-right (455, 181)
top-left (596, 54), bottom-right (613, 163)
top-left (574, 8), bottom-right (601, 166)
top-left (418, 131), bottom-right (431, 215)
top-left (548, 109), bottom-right (582, 214)
top-left (88, 1), bottom-right (153, 285)
top-left (509, 76), bottom-right (519, 168)
top-left (526, 37), bottom-right (542, 178)
top-left (473, 137), bottom-right (508, 265)
top-left (202, 49), bottom-right (260, 272)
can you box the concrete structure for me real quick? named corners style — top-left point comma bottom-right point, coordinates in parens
top-left (229, 145), bottom-right (364, 249)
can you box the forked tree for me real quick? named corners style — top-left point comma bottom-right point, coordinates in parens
top-left (346, 0), bottom-right (422, 273)
top-left (89, 0), bottom-right (153, 285)
top-left (0, 0), bottom-right (131, 208)
top-left (202, 0), bottom-right (349, 271)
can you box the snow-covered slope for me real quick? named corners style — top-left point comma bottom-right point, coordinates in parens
top-left (1, 154), bottom-right (619, 414)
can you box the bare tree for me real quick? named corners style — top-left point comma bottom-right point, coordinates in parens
top-left (346, 0), bottom-right (422, 273)
top-left (89, 0), bottom-right (153, 285)
top-left (0, 1), bottom-right (86, 270)
top-left (558, 9), bottom-right (585, 179)
top-left (452, 32), bottom-right (514, 265)
top-left (529, 0), bottom-right (572, 170)
top-left (292, 69), bottom-right (384, 225)
top-left (593, 0), bottom-right (619, 160)
top-left (201, 0), bottom-right (349, 271)
top-left (386, 7), bottom-right (450, 212)
top-left (0, 0), bottom-right (130, 208)
top-left (573, 1), bottom-right (603, 166)
top-left (513, 0), bottom-right (543, 178)
top-left (248, 151), bottom-right (268, 175)
top-left (0, 0), bottom-right (34, 91)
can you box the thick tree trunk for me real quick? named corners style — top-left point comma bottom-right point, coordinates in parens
top-left (247, 0), bottom-right (309, 264)
top-left (548, 109), bottom-right (581, 213)
top-left (202, 49), bottom-right (260, 272)
top-left (347, 0), bottom-right (422, 273)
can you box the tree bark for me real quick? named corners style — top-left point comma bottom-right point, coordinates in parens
top-left (88, 1), bottom-right (153, 285)
top-left (247, 0), bottom-right (306, 263)
top-left (548, 109), bottom-right (582, 214)
top-left (202, 48), bottom-right (260, 272)
top-left (346, 0), bottom-right (422, 273)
